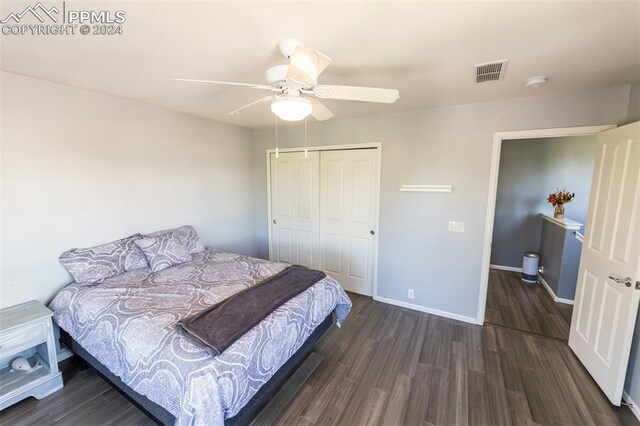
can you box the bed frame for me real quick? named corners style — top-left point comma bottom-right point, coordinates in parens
top-left (60, 314), bottom-right (333, 425)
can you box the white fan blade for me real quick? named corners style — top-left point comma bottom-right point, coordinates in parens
top-left (229, 96), bottom-right (274, 115)
top-left (173, 79), bottom-right (273, 90)
top-left (310, 98), bottom-right (334, 121)
top-left (287, 47), bottom-right (332, 87)
top-left (314, 85), bottom-right (399, 103)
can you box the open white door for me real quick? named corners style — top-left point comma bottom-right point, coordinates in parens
top-left (569, 121), bottom-right (640, 405)
top-left (270, 152), bottom-right (320, 268)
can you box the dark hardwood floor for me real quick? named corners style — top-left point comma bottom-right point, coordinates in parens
top-left (484, 268), bottom-right (574, 341)
top-left (0, 357), bottom-right (153, 425)
top-left (1, 292), bottom-right (636, 426)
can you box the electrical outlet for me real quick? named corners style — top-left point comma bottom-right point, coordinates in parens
top-left (408, 289), bottom-right (415, 299)
top-left (448, 221), bottom-right (465, 232)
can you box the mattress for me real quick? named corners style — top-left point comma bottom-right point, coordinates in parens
top-left (50, 249), bottom-right (351, 425)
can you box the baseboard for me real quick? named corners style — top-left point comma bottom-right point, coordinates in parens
top-left (623, 390), bottom-right (640, 422)
top-left (540, 276), bottom-right (558, 300)
top-left (490, 264), bottom-right (522, 272)
top-left (540, 277), bottom-right (574, 305)
top-left (373, 295), bottom-right (479, 325)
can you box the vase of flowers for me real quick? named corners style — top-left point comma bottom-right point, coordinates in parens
top-left (547, 188), bottom-right (575, 219)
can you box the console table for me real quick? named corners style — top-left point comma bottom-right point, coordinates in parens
top-left (539, 213), bottom-right (584, 304)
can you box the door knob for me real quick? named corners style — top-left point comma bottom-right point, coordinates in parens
top-left (609, 275), bottom-right (632, 287)
top-left (273, 219), bottom-right (277, 224)
top-left (370, 230), bottom-right (375, 235)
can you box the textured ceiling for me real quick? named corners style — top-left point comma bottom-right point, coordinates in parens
top-left (1, 1), bottom-right (639, 129)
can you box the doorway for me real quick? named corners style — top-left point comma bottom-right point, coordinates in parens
top-left (267, 143), bottom-right (381, 296)
top-left (484, 134), bottom-right (598, 340)
top-left (477, 125), bottom-right (616, 325)
top-left (477, 123), bottom-right (640, 407)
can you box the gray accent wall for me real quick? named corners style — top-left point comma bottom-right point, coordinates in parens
top-left (253, 85), bottom-right (631, 321)
top-left (490, 136), bottom-right (596, 268)
top-left (0, 72), bottom-right (257, 309)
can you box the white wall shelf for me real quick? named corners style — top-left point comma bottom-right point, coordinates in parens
top-left (400, 184), bottom-right (453, 193)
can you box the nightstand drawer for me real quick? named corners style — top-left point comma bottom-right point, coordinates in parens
top-left (0, 322), bottom-right (48, 359)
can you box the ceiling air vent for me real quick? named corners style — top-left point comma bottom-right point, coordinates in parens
top-left (474, 59), bottom-right (508, 83)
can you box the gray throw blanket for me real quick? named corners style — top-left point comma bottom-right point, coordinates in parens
top-left (179, 265), bottom-right (327, 355)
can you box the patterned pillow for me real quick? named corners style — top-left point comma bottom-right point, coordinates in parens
top-left (134, 234), bottom-right (193, 272)
top-left (145, 225), bottom-right (205, 254)
top-left (59, 234), bottom-right (148, 285)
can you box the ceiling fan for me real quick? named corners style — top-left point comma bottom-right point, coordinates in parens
top-left (174, 39), bottom-right (400, 122)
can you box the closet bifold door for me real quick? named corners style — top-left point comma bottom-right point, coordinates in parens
top-left (320, 149), bottom-right (379, 296)
top-left (270, 151), bottom-right (320, 269)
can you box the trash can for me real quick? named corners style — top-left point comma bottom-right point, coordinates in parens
top-left (522, 253), bottom-right (539, 284)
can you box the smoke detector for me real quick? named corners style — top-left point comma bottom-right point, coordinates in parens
top-left (474, 59), bottom-right (508, 83)
top-left (525, 76), bottom-right (548, 87)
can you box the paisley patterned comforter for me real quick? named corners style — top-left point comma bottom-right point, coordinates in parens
top-left (50, 249), bottom-right (352, 425)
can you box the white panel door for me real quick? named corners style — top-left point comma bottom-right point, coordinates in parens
top-left (568, 121), bottom-right (640, 405)
top-left (270, 152), bottom-right (320, 268)
top-left (320, 149), bottom-right (379, 295)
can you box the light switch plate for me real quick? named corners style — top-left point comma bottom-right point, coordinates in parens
top-left (448, 221), bottom-right (465, 232)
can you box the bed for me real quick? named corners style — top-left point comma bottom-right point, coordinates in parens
top-left (50, 249), bottom-right (351, 425)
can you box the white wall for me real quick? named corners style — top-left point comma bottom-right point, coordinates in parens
top-left (0, 72), bottom-right (257, 308)
top-left (626, 82), bottom-right (640, 124)
top-left (253, 85), bottom-right (631, 322)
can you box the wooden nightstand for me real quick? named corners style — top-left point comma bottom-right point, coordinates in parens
top-left (0, 300), bottom-right (63, 410)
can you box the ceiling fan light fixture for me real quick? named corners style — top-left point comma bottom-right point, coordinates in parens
top-left (176, 39), bottom-right (399, 122)
top-left (271, 97), bottom-right (312, 121)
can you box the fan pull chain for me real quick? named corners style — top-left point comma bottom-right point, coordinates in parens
top-left (304, 117), bottom-right (308, 158)
top-left (275, 115), bottom-right (279, 158)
